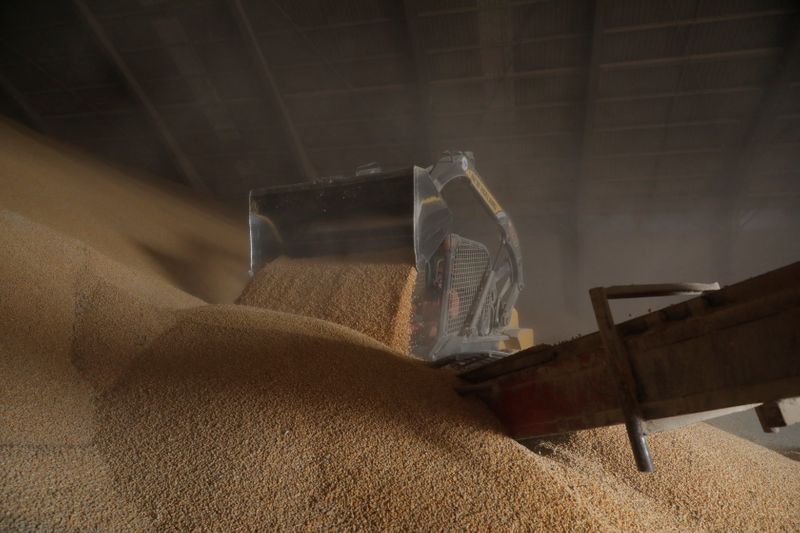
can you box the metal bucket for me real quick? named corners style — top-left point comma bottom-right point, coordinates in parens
top-left (248, 166), bottom-right (453, 275)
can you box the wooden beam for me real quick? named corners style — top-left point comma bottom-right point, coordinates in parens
top-left (226, 0), bottom-right (317, 179)
top-left (72, 0), bottom-right (206, 191)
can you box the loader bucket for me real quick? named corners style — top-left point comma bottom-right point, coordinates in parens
top-left (248, 167), bottom-right (452, 275)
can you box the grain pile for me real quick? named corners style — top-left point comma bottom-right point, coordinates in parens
top-left (539, 424), bottom-right (800, 529)
top-left (0, 212), bottom-right (196, 530)
top-left (238, 252), bottom-right (417, 353)
top-left (2, 210), bottom-right (799, 532)
top-left (2, 122), bottom-right (800, 530)
top-left (0, 118), bottom-right (249, 302)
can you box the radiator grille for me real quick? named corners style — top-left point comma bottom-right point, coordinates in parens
top-left (445, 238), bottom-right (490, 335)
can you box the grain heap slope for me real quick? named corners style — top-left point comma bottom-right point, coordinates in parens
top-left (0, 119), bottom-right (249, 302)
top-left (0, 212), bottom-right (675, 530)
top-left (0, 211), bottom-right (197, 531)
top-left (2, 210), bottom-right (799, 531)
top-left (2, 121), bottom-right (799, 531)
top-left (238, 253), bottom-right (417, 353)
top-left (535, 424), bottom-right (800, 529)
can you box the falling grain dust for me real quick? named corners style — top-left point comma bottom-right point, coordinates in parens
top-left (1, 124), bottom-right (799, 531)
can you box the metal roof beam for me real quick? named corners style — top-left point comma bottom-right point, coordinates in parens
top-left (590, 147), bottom-right (722, 159)
top-left (279, 46), bottom-right (778, 100)
top-left (283, 82), bottom-right (411, 99)
top-left (305, 140), bottom-right (417, 152)
top-left (286, 92), bottom-right (765, 126)
top-left (280, 46), bottom-right (781, 99)
top-left (597, 85), bottom-right (761, 103)
top-left (299, 140), bottom-right (738, 158)
top-left (602, 47), bottom-right (781, 70)
top-left (275, 100), bottom-right (579, 126)
top-left (418, 0), bottom-right (563, 18)
top-left (596, 118), bottom-right (742, 132)
top-left (71, 0), bottom-right (206, 191)
top-left (432, 66), bottom-right (581, 85)
top-left (226, 0), bottom-right (317, 179)
top-left (99, 8), bottom-right (397, 34)
top-left (605, 8), bottom-right (797, 34)
top-left (241, 84), bottom-right (765, 106)
top-left (281, 68), bottom-right (578, 99)
top-left (427, 32), bottom-right (581, 56)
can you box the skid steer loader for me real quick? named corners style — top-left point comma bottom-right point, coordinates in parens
top-left (247, 151), bottom-right (532, 363)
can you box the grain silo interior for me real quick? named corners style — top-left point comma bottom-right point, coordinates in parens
top-left (1, 1), bottom-right (799, 530)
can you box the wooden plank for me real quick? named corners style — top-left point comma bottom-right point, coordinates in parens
top-left (462, 262), bottom-right (800, 440)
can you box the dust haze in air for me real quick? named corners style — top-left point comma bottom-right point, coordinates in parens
top-left (445, 170), bottom-right (800, 343)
